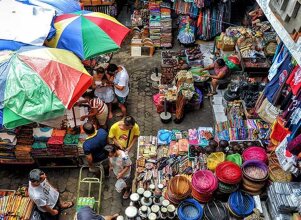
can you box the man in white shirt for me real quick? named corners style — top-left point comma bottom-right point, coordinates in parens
top-left (28, 169), bottom-right (73, 219)
top-left (107, 64), bottom-right (129, 117)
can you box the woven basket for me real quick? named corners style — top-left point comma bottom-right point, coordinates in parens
top-left (242, 160), bottom-right (268, 182)
top-left (269, 164), bottom-right (292, 182)
top-left (191, 187), bottom-right (212, 203)
top-left (192, 170), bottom-right (218, 194)
top-left (242, 176), bottom-right (265, 189)
top-left (204, 200), bottom-right (229, 220)
top-left (218, 182), bottom-right (239, 194)
top-left (216, 161), bottom-right (242, 184)
top-left (242, 146), bottom-right (268, 164)
top-left (207, 152), bottom-right (225, 171)
top-left (242, 183), bottom-right (263, 194)
top-left (167, 175), bottom-right (191, 203)
top-left (228, 191), bottom-right (255, 218)
top-left (226, 153), bottom-right (242, 166)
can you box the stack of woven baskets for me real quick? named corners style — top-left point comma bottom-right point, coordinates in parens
top-left (191, 170), bottom-right (218, 203)
top-left (165, 175), bottom-right (192, 204)
top-left (227, 191), bottom-right (255, 218)
top-left (268, 151), bottom-right (292, 182)
top-left (215, 161), bottom-right (242, 194)
top-left (203, 200), bottom-right (229, 220)
top-left (177, 198), bottom-right (203, 220)
top-left (242, 146), bottom-right (268, 164)
top-left (242, 160), bottom-right (268, 195)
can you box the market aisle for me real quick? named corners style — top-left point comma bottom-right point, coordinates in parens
top-left (0, 38), bottom-right (214, 219)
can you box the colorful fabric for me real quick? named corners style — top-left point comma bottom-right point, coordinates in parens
top-left (64, 134), bottom-right (80, 145)
top-left (33, 127), bottom-right (53, 141)
top-left (0, 47), bottom-right (92, 129)
top-left (46, 11), bottom-right (130, 60)
top-left (286, 65), bottom-right (301, 95)
top-left (52, 129), bottom-right (66, 137)
top-left (32, 142), bottom-right (47, 149)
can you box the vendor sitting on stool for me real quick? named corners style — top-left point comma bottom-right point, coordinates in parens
top-left (202, 58), bottom-right (229, 96)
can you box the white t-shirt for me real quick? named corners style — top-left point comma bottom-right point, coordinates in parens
top-left (110, 151), bottom-right (132, 178)
top-left (28, 180), bottom-right (59, 212)
top-left (113, 66), bottom-right (129, 97)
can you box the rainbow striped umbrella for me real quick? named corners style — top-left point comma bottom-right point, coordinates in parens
top-left (45, 11), bottom-right (130, 60)
top-left (0, 46), bottom-right (92, 129)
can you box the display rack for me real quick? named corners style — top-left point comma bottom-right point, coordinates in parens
top-left (256, 0), bottom-right (301, 66)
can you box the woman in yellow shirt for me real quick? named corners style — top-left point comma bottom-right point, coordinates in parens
top-left (108, 116), bottom-right (140, 154)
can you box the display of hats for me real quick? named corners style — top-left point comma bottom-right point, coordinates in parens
top-left (177, 198), bottom-right (203, 220)
top-left (226, 153), bottom-right (242, 166)
top-left (227, 191), bottom-right (255, 218)
top-left (203, 200), bottom-right (229, 220)
top-left (207, 152), bottom-right (225, 171)
top-left (216, 161), bottom-right (242, 184)
top-left (166, 175), bottom-right (191, 204)
top-left (242, 160), bottom-right (268, 195)
top-left (242, 146), bottom-right (268, 164)
top-left (191, 170), bottom-right (218, 203)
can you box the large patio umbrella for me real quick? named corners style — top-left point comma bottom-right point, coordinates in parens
top-left (45, 11), bottom-right (130, 60)
top-left (0, 46), bottom-right (92, 129)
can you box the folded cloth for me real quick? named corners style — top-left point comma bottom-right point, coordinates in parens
top-left (48, 136), bottom-right (64, 145)
top-left (32, 142), bottom-right (47, 149)
top-left (33, 127), bottom-right (53, 141)
top-left (52, 129), bottom-right (67, 137)
top-left (64, 134), bottom-right (80, 145)
top-left (0, 132), bottom-right (16, 144)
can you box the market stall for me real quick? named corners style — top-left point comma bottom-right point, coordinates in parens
top-left (0, 106), bottom-right (91, 167)
top-left (0, 188), bottom-right (35, 220)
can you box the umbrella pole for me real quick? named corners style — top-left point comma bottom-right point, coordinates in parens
top-left (72, 107), bottom-right (77, 127)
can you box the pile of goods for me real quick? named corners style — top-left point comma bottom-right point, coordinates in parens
top-left (133, 134), bottom-right (274, 219)
top-left (0, 188), bottom-right (34, 220)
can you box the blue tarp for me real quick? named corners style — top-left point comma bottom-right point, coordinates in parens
top-left (17, 0), bottom-right (81, 15)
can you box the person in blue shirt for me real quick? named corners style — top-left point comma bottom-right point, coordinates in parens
top-left (77, 206), bottom-right (118, 220)
top-left (83, 122), bottom-right (108, 172)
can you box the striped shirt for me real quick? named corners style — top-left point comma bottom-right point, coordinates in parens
top-left (89, 98), bottom-right (105, 114)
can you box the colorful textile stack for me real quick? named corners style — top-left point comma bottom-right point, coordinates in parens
top-left (32, 127), bottom-right (53, 157)
top-left (47, 129), bottom-right (66, 156)
top-left (63, 134), bottom-right (80, 155)
top-left (31, 142), bottom-right (47, 156)
top-left (149, 3), bottom-right (161, 47)
top-left (15, 145), bottom-right (32, 162)
top-left (0, 131), bottom-right (17, 161)
top-left (0, 195), bottom-right (34, 220)
top-left (191, 170), bottom-right (218, 202)
top-left (16, 126), bottom-right (34, 145)
top-left (216, 161), bottom-right (242, 194)
top-left (160, 3), bottom-right (172, 47)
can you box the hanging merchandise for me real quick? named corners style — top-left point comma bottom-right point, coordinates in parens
top-left (173, 0), bottom-right (199, 17)
top-left (177, 16), bottom-right (196, 45)
top-left (197, 3), bottom-right (226, 40)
